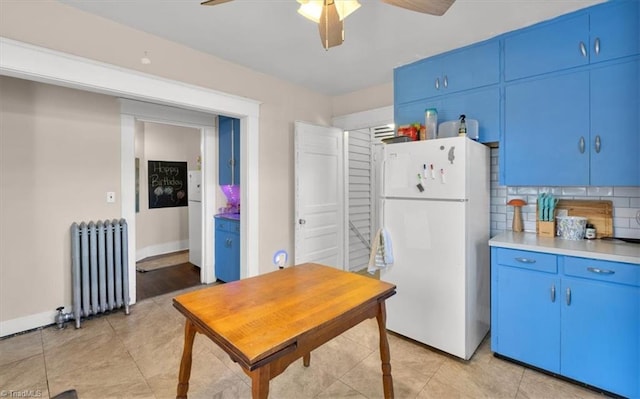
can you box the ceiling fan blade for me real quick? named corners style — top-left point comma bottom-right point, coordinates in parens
top-left (318, 2), bottom-right (344, 49)
top-left (382, 0), bottom-right (455, 16)
top-left (201, 0), bottom-right (234, 6)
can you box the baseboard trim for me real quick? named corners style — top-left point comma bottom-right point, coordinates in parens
top-left (136, 240), bottom-right (188, 262)
top-left (0, 309), bottom-right (60, 338)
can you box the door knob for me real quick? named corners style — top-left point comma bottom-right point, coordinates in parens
top-left (299, 219), bottom-right (306, 225)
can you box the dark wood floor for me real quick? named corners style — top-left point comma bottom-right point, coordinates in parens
top-left (136, 261), bottom-right (202, 301)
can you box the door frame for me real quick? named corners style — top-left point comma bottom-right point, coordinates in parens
top-left (0, 37), bottom-right (261, 304)
top-left (332, 105), bottom-right (393, 268)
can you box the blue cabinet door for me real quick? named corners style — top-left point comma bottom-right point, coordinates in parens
top-left (218, 116), bottom-right (240, 186)
top-left (504, 13), bottom-right (589, 81)
top-left (561, 277), bottom-right (640, 398)
top-left (443, 41), bottom-right (500, 93)
top-left (495, 265), bottom-right (561, 373)
top-left (589, 1), bottom-right (640, 64)
top-left (214, 218), bottom-right (240, 282)
top-left (441, 87), bottom-right (501, 143)
top-left (590, 59), bottom-right (640, 186)
top-left (395, 58), bottom-right (440, 104)
top-left (504, 71), bottom-right (590, 186)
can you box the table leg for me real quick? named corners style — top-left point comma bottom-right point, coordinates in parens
top-left (250, 365), bottom-right (270, 399)
top-left (376, 301), bottom-right (394, 399)
top-left (303, 352), bottom-right (311, 367)
top-left (177, 320), bottom-right (197, 399)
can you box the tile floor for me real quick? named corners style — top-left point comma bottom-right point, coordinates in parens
top-left (0, 284), bottom-right (612, 399)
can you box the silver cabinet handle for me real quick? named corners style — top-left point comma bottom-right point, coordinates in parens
top-left (550, 284), bottom-right (556, 303)
top-left (579, 136), bottom-right (585, 154)
top-left (566, 287), bottom-right (571, 306)
top-left (435, 78), bottom-right (440, 90)
top-left (594, 37), bottom-right (600, 56)
top-left (515, 257), bottom-right (536, 264)
top-left (594, 135), bottom-right (601, 153)
top-left (443, 75), bottom-right (448, 88)
top-left (587, 266), bottom-right (615, 275)
top-left (579, 41), bottom-right (587, 57)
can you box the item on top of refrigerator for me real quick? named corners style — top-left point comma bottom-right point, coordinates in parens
top-left (397, 124), bottom-right (420, 141)
top-left (458, 114), bottom-right (467, 137)
top-left (382, 135), bottom-right (411, 144)
top-left (424, 108), bottom-right (438, 140)
top-left (438, 119), bottom-right (479, 140)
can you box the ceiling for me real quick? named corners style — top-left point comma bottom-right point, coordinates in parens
top-left (58, 0), bottom-right (604, 96)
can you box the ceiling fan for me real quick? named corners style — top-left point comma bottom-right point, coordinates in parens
top-left (200, 0), bottom-right (456, 50)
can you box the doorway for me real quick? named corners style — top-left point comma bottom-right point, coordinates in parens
top-left (133, 120), bottom-right (203, 300)
top-left (332, 105), bottom-right (394, 272)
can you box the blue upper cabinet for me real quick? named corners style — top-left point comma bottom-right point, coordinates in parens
top-left (394, 58), bottom-right (440, 104)
top-left (395, 40), bottom-right (500, 103)
top-left (218, 116), bottom-right (240, 186)
top-left (589, 1), bottom-right (640, 64)
top-left (504, 1), bottom-right (640, 81)
top-left (503, 60), bottom-right (640, 187)
top-left (394, 40), bottom-right (501, 143)
top-left (589, 59), bottom-right (640, 186)
top-left (504, 14), bottom-right (589, 81)
top-left (442, 41), bottom-right (500, 93)
top-left (503, 71), bottom-right (590, 186)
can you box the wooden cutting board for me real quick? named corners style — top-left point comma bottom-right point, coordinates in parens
top-left (536, 199), bottom-right (613, 238)
top-left (556, 200), bottom-right (613, 238)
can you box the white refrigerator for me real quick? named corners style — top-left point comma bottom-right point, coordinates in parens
top-left (188, 170), bottom-right (202, 268)
top-left (380, 137), bottom-right (490, 360)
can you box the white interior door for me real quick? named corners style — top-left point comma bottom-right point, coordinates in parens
top-left (294, 121), bottom-right (344, 269)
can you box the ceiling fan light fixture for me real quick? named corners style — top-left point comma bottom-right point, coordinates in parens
top-left (297, 0), bottom-right (361, 23)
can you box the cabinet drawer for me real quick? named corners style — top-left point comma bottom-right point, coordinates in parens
top-left (563, 257), bottom-right (640, 287)
top-left (496, 248), bottom-right (557, 273)
top-left (215, 218), bottom-right (240, 233)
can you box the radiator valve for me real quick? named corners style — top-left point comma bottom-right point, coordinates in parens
top-left (55, 306), bottom-right (74, 329)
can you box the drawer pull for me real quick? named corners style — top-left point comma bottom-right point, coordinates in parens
top-left (550, 284), bottom-right (556, 303)
top-left (515, 257), bottom-right (536, 264)
top-left (579, 41), bottom-right (587, 57)
top-left (587, 267), bottom-right (615, 275)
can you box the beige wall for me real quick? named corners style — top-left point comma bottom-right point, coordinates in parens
top-left (0, 76), bottom-right (121, 321)
top-left (135, 122), bottom-right (200, 254)
top-left (0, 1), bottom-right (392, 329)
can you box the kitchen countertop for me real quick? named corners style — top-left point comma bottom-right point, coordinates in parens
top-left (489, 232), bottom-right (640, 265)
top-left (215, 212), bottom-right (240, 221)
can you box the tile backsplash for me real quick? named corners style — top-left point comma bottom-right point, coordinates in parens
top-left (490, 147), bottom-right (640, 239)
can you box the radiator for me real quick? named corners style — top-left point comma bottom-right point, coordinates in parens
top-left (70, 219), bottom-right (130, 328)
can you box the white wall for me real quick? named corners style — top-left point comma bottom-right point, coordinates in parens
top-left (0, 76), bottom-right (121, 326)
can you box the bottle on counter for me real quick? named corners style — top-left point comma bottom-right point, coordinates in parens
top-left (585, 223), bottom-right (597, 239)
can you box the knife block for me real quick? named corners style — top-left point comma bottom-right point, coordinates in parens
top-left (538, 221), bottom-right (556, 238)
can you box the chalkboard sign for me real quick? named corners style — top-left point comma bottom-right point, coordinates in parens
top-left (148, 160), bottom-right (188, 209)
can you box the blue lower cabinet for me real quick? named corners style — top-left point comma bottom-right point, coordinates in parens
top-left (491, 247), bottom-right (640, 398)
top-left (214, 216), bottom-right (240, 283)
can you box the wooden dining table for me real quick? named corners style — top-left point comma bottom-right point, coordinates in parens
top-left (172, 263), bottom-right (397, 399)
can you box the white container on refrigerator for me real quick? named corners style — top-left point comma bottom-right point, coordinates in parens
top-left (188, 170), bottom-right (202, 268)
top-left (380, 136), bottom-right (490, 360)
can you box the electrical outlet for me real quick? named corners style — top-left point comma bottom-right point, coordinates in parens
top-left (106, 192), bottom-right (116, 203)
